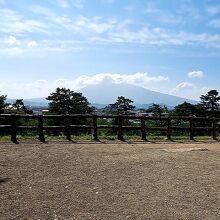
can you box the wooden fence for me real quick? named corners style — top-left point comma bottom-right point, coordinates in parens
top-left (0, 114), bottom-right (219, 142)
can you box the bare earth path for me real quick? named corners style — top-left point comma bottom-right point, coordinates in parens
top-left (0, 141), bottom-right (220, 220)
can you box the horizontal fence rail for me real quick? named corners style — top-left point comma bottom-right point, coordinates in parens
top-left (0, 114), bottom-right (220, 142)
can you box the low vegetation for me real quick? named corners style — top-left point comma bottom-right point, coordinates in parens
top-left (0, 88), bottom-right (220, 140)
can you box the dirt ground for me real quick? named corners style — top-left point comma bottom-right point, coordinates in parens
top-left (0, 141), bottom-right (220, 220)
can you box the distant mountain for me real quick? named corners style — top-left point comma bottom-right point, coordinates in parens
top-left (79, 81), bottom-right (197, 107)
top-left (6, 81), bottom-right (197, 108)
top-left (6, 98), bottom-right (48, 107)
top-left (24, 98), bottom-right (49, 107)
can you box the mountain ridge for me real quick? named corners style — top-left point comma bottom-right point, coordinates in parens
top-left (6, 81), bottom-right (197, 108)
top-left (79, 81), bottom-right (197, 106)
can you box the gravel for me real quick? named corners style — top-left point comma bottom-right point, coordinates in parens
top-left (0, 141), bottom-right (220, 220)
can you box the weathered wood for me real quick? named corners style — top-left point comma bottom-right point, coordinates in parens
top-left (0, 114), bottom-right (219, 142)
top-left (193, 127), bottom-right (212, 131)
top-left (10, 114), bottom-right (17, 143)
top-left (141, 117), bottom-right (146, 140)
top-left (97, 125), bottom-right (118, 129)
top-left (171, 126), bottom-right (190, 130)
top-left (44, 126), bottom-right (66, 130)
top-left (0, 125), bottom-right (11, 130)
top-left (38, 115), bottom-right (45, 142)
top-left (17, 126), bottom-right (38, 131)
top-left (122, 126), bottom-right (142, 130)
top-left (93, 115), bottom-right (98, 140)
top-left (70, 125), bottom-right (93, 129)
top-left (14, 115), bottom-right (38, 119)
top-left (166, 117), bottom-right (171, 140)
top-left (212, 118), bottom-right (217, 140)
top-left (117, 116), bottom-right (123, 140)
top-left (146, 127), bottom-right (167, 131)
top-left (65, 115), bottom-right (71, 141)
top-left (189, 116), bottom-right (194, 140)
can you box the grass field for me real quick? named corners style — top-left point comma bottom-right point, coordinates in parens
top-left (0, 141), bottom-right (220, 219)
top-left (0, 134), bottom-right (218, 142)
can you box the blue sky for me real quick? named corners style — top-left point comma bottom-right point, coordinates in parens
top-left (0, 0), bottom-right (220, 100)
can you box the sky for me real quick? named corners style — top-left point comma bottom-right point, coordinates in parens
top-left (0, 0), bottom-right (220, 100)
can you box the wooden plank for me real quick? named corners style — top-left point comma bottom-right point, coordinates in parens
top-left (93, 115), bottom-right (98, 140)
top-left (141, 117), bottom-right (146, 140)
top-left (193, 127), bottom-right (212, 131)
top-left (17, 126), bottom-right (38, 131)
top-left (166, 117), bottom-right (171, 140)
top-left (97, 125), bottom-right (118, 129)
top-left (122, 126), bottom-right (142, 130)
top-left (65, 115), bottom-right (71, 141)
top-left (0, 125), bottom-right (12, 128)
top-left (117, 116), bottom-right (123, 140)
top-left (212, 118), bottom-right (217, 140)
top-left (171, 126), bottom-right (190, 130)
top-left (70, 125), bottom-right (93, 129)
top-left (38, 115), bottom-right (45, 142)
top-left (43, 126), bottom-right (66, 130)
top-left (10, 115), bottom-right (17, 143)
top-left (189, 117), bottom-right (194, 140)
top-left (146, 127), bottom-right (167, 131)
top-left (0, 114), bottom-right (219, 142)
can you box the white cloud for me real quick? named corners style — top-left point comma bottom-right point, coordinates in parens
top-left (188, 71), bottom-right (204, 78)
top-left (0, 80), bottom-right (49, 99)
top-left (106, 27), bottom-right (220, 48)
top-left (0, 8), bottom-right (48, 35)
top-left (170, 82), bottom-right (209, 100)
top-left (70, 72), bottom-right (168, 90)
top-left (0, 37), bottom-right (84, 57)
top-left (0, 47), bottom-right (23, 56)
top-left (0, 73), bottom-right (168, 98)
top-left (1, 74), bottom-right (212, 100)
top-left (1, 7), bottom-right (220, 55)
top-left (144, 2), bottom-right (200, 25)
top-left (7, 35), bottom-right (19, 45)
top-left (75, 16), bottom-right (115, 34)
top-left (170, 82), bottom-right (195, 94)
top-left (27, 40), bottom-right (38, 47)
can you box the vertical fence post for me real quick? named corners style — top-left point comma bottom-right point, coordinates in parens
top-left (93, 115), bottom-right (98, 140)
top-left (10, 114), bottom-right (17, 143)
top-left (65, 114), bottom-right (71, 141)
top-left (189, 116), bottom-right (194, 140)
top-left (166, 117), bottom-right (171, 140)
top-left (38, 114), bottom-right (45, 142)
top-left (212, 117), bottom-right (217, 140)
top-left (141, 117), bottom-right (146, 140)
top-left (117, 116), bottom-right (123, 140)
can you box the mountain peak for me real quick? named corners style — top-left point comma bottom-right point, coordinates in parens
top-left (79, 81), bottom-right (196, 106)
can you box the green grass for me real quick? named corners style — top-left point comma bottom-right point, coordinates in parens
top-left (0, 133), bottom-right (218, 142)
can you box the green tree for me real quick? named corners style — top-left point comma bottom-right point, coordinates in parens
top-left (0, 93), bottom-right (7, 113)
top-left (103, 96), bottom-right (135, 136)
top-left (172, 102), bottom-right (198, 116)
top-left (105, 96), bottom-right (135, 115)
top-left (12, 99), bottom-right (25, 110)
top-left (200, 90), bottom-right (220, 116)
top-left (146, 103), bottom-right (169, 116)
top-left (145, 104), bottom-right (169, 135)
top-left (47, 88), bottom-right (92, 114)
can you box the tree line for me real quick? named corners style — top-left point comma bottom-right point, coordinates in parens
top-left (0, 88), bottom-right (220, 117)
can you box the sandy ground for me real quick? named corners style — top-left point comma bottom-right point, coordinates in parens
top-left (0, 141), bottom-right (220, 220)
